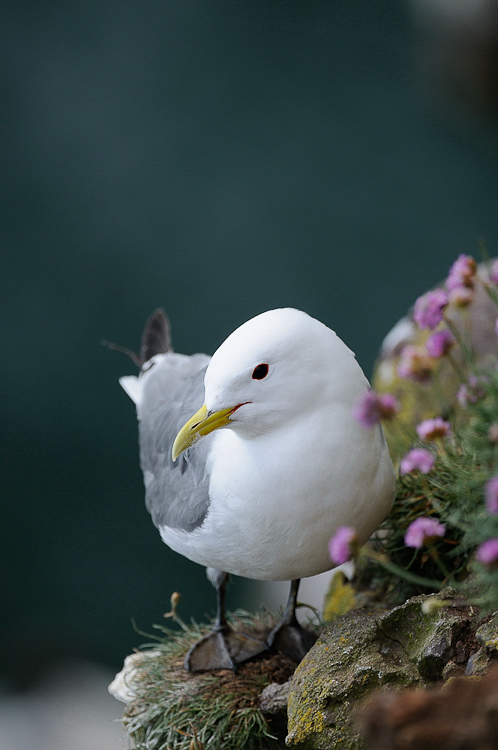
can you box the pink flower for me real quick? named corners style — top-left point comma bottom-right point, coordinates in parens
top-left (399, 448), bottom-right (435, 476)
top-left (446, 254), bottom-right (477, 291)
top-left (485, 476), bottom-right (498, 514)
top-left (353, 390), bottom-right (400, 429)
top-left (397, 346), bottom-right (435, 383)
top-left (404, 517), bottom-right (446, 548)
top-left (425, 329), bottom-right (455, 359)
top-left (476, 538), bottom-right (498, 566)
top-left (495, 318), bottom-right (498, 337)
top-left (413, 289), bottom-right (449, 330)
top-left (457, 384), bottom-right (473, 407)
top-left (489, 259), bottom-right (498, 285)
top-left (329, 526), bottom-right (359, 565)
top-left (488, 423), bottom-right (498, 443)
top-left (457, 376), bottom-right (486, 407)
top-left (416, 417), bottom-right (451, 442)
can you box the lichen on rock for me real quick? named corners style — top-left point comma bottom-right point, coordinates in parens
top-left (286, 591), bottom-right (479, 749)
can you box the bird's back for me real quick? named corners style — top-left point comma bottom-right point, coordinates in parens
top-left (119, 311), bottom-right (212, 533)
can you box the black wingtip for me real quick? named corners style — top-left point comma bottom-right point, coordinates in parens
top-left (140, 308), bottom-right (172, 365)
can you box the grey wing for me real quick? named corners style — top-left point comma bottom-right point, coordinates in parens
top-left (139, 365), bottom-right (212, 532)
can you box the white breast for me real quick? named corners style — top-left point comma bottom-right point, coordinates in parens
top-left (160, 407), bottom-right (395, 581)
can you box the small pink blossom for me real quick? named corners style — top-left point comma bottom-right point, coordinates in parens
top-left (457, 384), bottom-right (474, 407)
top-left (353, 390), bottom-right (400, 429)
top-left (488, 423), bottom-right (498, 443)
top-left (329, 526), bottom-right (359, 565)
top-left (397, 346), bottom-right (435, 383)
top-left (495, 318), bottom-right (498, 337)
top-left (446, 254), bottom-right (477, 291)
top-left (416, 417), bottom-right (451, 442)
top-left (404, 517), bottom-right (446, 548)
top-left (489, 259), bottom-right (498, 285)
top-left (425, 329), bottom-right (455, 359)
top-left (399, 448), bottom-right (435, 476)
top-left (476, 538), bottom-right (498, 566)
top-left (457, 376), bottom-right (486, 407)
top-left (413, 289), bottom-right (449, 330)
top-left (485, 476), bottom-right (498, 514)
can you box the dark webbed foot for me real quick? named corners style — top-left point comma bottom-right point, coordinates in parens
top-left (184, 570), bottom-right (267, 672)
top-left (184, 625), bottom-right (267, 672)
top-left (266, 620), bottom-right (317, 662)
top-left (265, 578), bottom-right (318, 662)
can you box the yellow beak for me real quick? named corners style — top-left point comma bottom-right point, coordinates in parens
top-left (171, 404), bottom-right (234, 461)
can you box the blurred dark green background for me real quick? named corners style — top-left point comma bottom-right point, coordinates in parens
top-left (2, 0), bottom-right (498, 687)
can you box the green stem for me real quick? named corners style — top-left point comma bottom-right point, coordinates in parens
top-left (365, 549), bottom-right (445, 589)
top-left (477, 239), bottom-right (498, 309)
top-left (443, 316), bottom-right (473, 377)
top-left (430, 370), bottom-right (454, 416)
top-left (461, 306), bottom-right (475, 363)
top-left (388, 416), bottom-right (417, 448)
top-left (430, 547), bottom-right (452, 581)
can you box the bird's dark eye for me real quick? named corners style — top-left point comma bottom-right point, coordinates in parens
top-left (252, 363), bottom-right (269, 380)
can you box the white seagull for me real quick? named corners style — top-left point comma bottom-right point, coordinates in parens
top-left (119, 308), bottom-right (395, 671)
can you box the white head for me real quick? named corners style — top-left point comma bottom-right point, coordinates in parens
top-left (172, 308), bottom-right (368, 458)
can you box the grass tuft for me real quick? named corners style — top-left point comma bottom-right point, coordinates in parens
top-left (121, 611), bottom-right (297, 750)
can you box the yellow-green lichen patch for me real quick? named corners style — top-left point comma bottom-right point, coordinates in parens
top-left (286, 593), bottom-right (476, 749)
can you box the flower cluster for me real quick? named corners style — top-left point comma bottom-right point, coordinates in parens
top-left (404, 517), bottom-right (446, 548)
top-left (485, 476), bottom-right (498, 514)
top-left (457, 375), bottom-right (487, 407)
top-left (399, 448), bottom-right (435, 476)
top-left (446, 254), bottom-right (477, 291)
top-left (329, 254), bottom-right (498, 611)
top-left (413, 289), bottom-right (448, 330)
top-left (353, 390), bottom-right (400, 429)
top-left (476, 539), bottom-right (498, 567)
top-left (397, 346), bottom-right (435, 383)
top-left (395, 252), bottom-right (496, 391)
top-left (425, 329), bottom-right (455, 359)
top-left (416, 417), bottom-right (451, 442)
top-left (474, 477), bottom-right (498, 568)
top-left (332, 250), bottom-right (498, 612)
top-left (329, 526), bottom-right (359, 566)
top-left (489, 259), bottom-right (498, 285)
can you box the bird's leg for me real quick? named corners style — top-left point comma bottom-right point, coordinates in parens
top-left (184, 571), bottom-right (267, 672)
top-left (266, 579), bottom-right (317, 662)
top-left (213, 570), bottom-right (229, 630)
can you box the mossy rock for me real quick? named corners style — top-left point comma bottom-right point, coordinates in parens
top-left (466, 612), bottom-right (498, 677)
top-left (286, 592), bottom-right (477, 749)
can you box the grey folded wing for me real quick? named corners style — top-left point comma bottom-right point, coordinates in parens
top-left (139, 364), bottom-right (212, 532)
